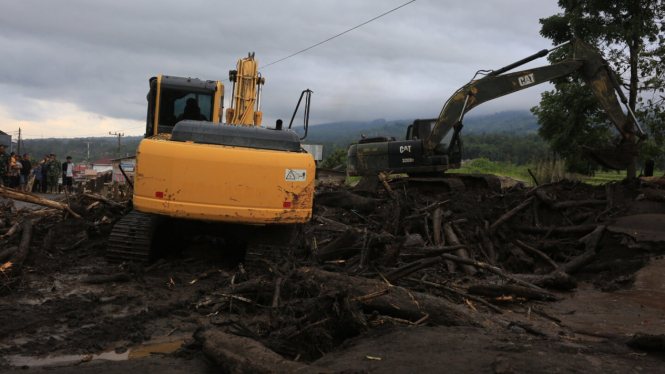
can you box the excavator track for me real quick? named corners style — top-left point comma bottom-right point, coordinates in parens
top-left (405, 177), bottom-right (466, 194)
top-left (107, 210), bottom-right (165, 263)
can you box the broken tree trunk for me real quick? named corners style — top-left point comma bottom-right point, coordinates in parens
top-left (490, 196), bottom-right (535, 233)
top-left (514, 240), bottom-right (558, 270)
top-left (558, 225), bottom-right (606, 275)
top-left (512, 271), bottom-right (578, 291)
top-left (0, 188), bottom-right (82, 219)
top-left (443, 223), bottom-right (477, 276)
top-left (81, 273), bottom-right (132, 284)
top-left (315, 190), bottom-right (377, 213)
top-left (315, 229), bottom-right (361, 262)
top-left (0, 246), bottom-right (18, 263)
top-left (467, 284), bottom-right (555, 301)
top-left (9, 220), bottom-right (33, 266)
top-left (297, 267), bottom-right (486, 326)
top-left (512, 224), bottom-right (599, 234)
top-left (196, 329), bottom-right (326, 374)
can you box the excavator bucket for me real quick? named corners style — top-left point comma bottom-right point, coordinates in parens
top-left (582, 141), bottom-right (640, 171)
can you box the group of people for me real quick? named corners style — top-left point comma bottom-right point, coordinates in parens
top-left (0, 145), bottom-right (76, 193)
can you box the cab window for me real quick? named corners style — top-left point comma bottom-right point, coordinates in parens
top-left (157, 89), bottom-right (214, 133)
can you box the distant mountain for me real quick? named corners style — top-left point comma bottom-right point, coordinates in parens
top-left (299, 110), bottom-right (540, 157)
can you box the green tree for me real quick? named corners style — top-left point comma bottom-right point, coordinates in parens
top-left (533, 0), bottom-right (665, 177)
top-left (320, 149), bottom-right (348, 169)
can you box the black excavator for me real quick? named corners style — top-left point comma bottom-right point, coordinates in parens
top-left (347, 38), bottom-right (646, 190)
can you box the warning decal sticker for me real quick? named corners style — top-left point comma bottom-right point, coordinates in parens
top-left (285, 169), bottom-right (307, 182)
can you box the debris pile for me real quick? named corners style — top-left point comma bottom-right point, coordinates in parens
top-left (1, 175), bottom-right (665, 372)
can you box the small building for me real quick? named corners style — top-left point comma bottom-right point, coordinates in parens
top-left (91, 157), bottom-right (114, 173)
top-left (111, 155), bottom-right (136, 183)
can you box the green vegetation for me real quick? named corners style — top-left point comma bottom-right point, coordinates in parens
top-left (534, 0), bottom-right (665, 177)
top-left (21, 136), bottom-right (142, 163)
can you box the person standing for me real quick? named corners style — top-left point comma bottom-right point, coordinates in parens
top-left (19, 154), bottom-right (31, 192)
top-left (41, 155), bottom-right (49, 193)
top-left (48, 154), bottom-right (60, 194)
top-left (10, 154), bottom-right (22, 191)
top-left (32, 163), bottom-right (43, 192)
top-left (0, 145), bottom-right (10, 187)
top-left (62, 156), bottom-right (74, 193)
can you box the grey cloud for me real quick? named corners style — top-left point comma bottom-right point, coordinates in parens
top-left (1, 0), bottom-right (564, 131)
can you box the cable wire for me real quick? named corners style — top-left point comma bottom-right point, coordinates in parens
top-left (259, 0), bottom-right (416, 69)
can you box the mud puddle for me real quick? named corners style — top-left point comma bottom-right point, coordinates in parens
top-left (7, 335), bottom-right (189, 367)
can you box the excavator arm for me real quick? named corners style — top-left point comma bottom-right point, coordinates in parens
top-left (425, 38), bottom-right (644, 169)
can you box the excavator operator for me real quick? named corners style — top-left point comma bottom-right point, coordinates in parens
top-left (177, 98), bottom-right (208, 122)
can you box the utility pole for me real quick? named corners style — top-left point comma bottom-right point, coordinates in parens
top-left (84, 142), bottom-right (92, 164)
top-left (17, 128), bottom-right (21, 155)
top-left (109, 132), bottom-right (124, 159)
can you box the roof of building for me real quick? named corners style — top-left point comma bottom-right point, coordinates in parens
top-left (74, 166), bottom-right (88, 172)
top-left (111, 155), bottom-right (137, 161)
top-left (92, 156), bottom-right (113, 165)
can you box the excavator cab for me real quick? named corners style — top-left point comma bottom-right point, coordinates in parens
top-left (145, 76), bottom-right (223, 137)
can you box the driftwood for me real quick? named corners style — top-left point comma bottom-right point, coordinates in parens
top-left (627, 333), bottom-right (665, 352)
top-left (297, 267), bottom-right (485, 326)
top-left (315, 190), bottom-right (377, 214)
top-left (386, 256), bottom-right (442, 282)
top-left (1, 223), bottom-right (20, 238)
top-left (379, 172), bottom-right (397, 198)
top-left (512, 224), bottom-right (599, 234)
top-left (0, 187), bottom-right (81, 219)
top-left (514, 240), bottom-right (558, 269)
top-left (440, 253), bottom-right (555, 296)
top-left (145, 258), bottom-right (166, 272)
top-left (490, 196), bottom-right (536, 233)
top-left (196, 329), bottom-right (326, 374)
top-left (9, 221), bottom-right (33, 266)
top-left (81, 273), bottom-right (132, 284)
top-left (443, 223), bottom-right (476, 276)
top-left (381, 237), bottom-right (406, 266)
top-left (83, 193), bottom-right (123, 210)
top-left (513, 271), bottom-right (578, 291)
top-left (468, 284), bottom-right (555, 301)
top-left (0, 246), bottom-right (18, 263)
top-left (315, 229), bottom-right (361, 262)
top-left (410, 278), bottom-right (503, 314)
top-left (558, 225), bottom-right (606, 274)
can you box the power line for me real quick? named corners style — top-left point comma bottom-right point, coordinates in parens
top-left (259, 0), bottom-right (416, 69)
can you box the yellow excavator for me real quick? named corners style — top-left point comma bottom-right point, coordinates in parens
top-left (107, 54), bottom-right (316, 263)
top-left (347, 38), bottom-right (646, 188)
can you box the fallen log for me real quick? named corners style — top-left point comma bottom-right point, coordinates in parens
top-left (443, 223), bottom-right (476, 276)
top-left (9, 220), bottom-right (33, 266)
top-left (316, 229), bottom-right (361, 262)
top-left (80, 273), bottom-right (132, 284)
top-left (400, 245), bottom-right (468, 259)
top-left (315, 190), bottom-right (377, 214)
top-left (409, 278), bottom-right (503, 314)
top-left (195, 329), bottom-right (327, 374)
top-left (0, 246), bottom-right (18, 263)
top-left (0, 187), bottom-right (82, 219)
top-left (440, 254), bottom-right (556, 296)
top-left (558, 225), bottom-right (606, 274)
top-left (83, 193), bottom-right (123, 211)
top-left (512, 271), bottom-right (578, 291)
top-left (0, 223), bottom-right (20, 238)
top-left (468, 284), bottom-right (555, 301)
top-left (514, 240), bottom-right (558, 269)
top-left (385, 256), bottom-right (442, 282)
top-left (297, 267), bottom-right (486, 326)
top-left (490, 196), bottom-right (535, 233)
top-left (512, 224), bottom-right (599, 234)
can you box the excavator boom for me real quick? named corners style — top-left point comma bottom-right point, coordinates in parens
top-left (425, 38), bottom-right (636, 154)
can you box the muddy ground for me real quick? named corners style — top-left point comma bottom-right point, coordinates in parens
top-left (1, 177), bottom-right (665, 373)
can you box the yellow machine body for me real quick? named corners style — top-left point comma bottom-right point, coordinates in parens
top-left (133, 135), bottom-right (315, 224)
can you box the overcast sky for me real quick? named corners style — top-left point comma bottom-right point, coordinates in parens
top-left (0, 0), bottom-right (564, 139)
